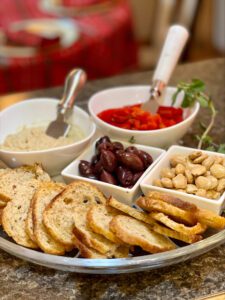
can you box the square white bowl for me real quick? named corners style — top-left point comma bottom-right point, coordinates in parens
top-left (61, 139), bottom-right (165, 204)
top-left (140, 145), bottom-right (225, 214)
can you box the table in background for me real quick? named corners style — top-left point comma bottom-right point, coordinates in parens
top-left (0, 0), bottom-right (137, 94)
top-left (0, 59), bottom-right (225, 300)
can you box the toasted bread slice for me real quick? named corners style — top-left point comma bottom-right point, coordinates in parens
top-left (108, 197), bottom-right (155, 226)
top-left (33, 182), bottom-right (66, 255)
top-left (2, 179), bottom-right (40, 248)
top-left (150, 212), bottom-right (207, 235)
top-left (43, 181), bottom-right (107, 247)
top-left (0, 200), bottom-right (6, 207)
top-left (25, 204), bottom-right (36, 243)
top-left (110, 215), bottom-right (176, 253)
top-left (0, 164), bottom-right (50, 203)
top-left (87, 205), bottom-right (124, 244)
top-left (195, 209), bottom-right (225, 230)
top-left (152, 223), bottom-right (202, 244)
top-left (0, 208), bottom-right (3, 225)
top-left (73, 234), bottom-right (107, 259)
top-left (73, 204), bottom-right (128, 256)
top-left (137, 197), bottom-right (196, 225)
top-left (146, 191), bottom-right (198, 212)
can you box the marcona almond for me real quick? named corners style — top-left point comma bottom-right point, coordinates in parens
top-left (210, 164), bottom-right (225, 179)
top-left (202, 156), bottom-right (215, 169)
top-left (217, 178), bottom-right (225, 193)
top-left (175, 164), bottom-right (185, 175)
top-left (186, 184), bottom-right (198, 194)
top-left (191, 165), bottom-right (207, 176)
top-left (161, 178), bottom-right (173, 188)
top-left (195, 176), bottom-right (211, 190)
top-left (172, 174), bottom-right (187, 189)
top-left (160, 168), bottom-right (175, 179)
top-left (153, 179), bottom-right (163, 188)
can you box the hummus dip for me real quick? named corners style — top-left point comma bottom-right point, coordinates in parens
top-left (1, 125), bottom-right (85, 151)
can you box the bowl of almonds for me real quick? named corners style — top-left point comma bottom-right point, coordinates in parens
top-left (140, 145), bottom-right (225, 214)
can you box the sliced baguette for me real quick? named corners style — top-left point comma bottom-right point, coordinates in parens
top-left (137, 197), bottom-right (196, 225)
top-left (87, 205), bottom-right (124, 243)
top-left (73, 204), bottom-right (129, 257)
top-left (32, 182), bottom-right (66, 255)
top-left (73, 234), bottom-right (107, 258)
top-left (108, 197), bottom-right (155, 225)
top-left (110, 215), bottom-right (176, 253)
top-left (2, 179), bottom-right (40, 248)
top-left (152, 222), bottom-right (202, 244)
top-left (43, 181), bottom-right (107, 247)
top-left (0, 164), bottom-right (50, 203)
top-left (25, 201), bottom-right (36, 243)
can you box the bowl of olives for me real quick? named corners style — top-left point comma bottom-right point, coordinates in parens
top-left (61, 136), bottom-right (165, 204)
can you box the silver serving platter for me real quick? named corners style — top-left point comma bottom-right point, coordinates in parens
top-left (0, 226), bottom-right (225, 274)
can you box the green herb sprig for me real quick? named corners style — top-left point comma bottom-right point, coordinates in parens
top-left (172, 79), bottom-right (223, 152)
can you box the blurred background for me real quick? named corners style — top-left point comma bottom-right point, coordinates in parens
top-left (0, 0), bottom-right (224, 95)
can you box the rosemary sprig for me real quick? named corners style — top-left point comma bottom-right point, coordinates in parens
top-left (172, 79), bottom-right (221, 151)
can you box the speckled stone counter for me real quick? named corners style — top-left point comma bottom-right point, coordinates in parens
top-left (0, 59), bottom-right (225, 300)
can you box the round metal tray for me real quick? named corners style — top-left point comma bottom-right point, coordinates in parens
top-left (0, 228), bottom-right (225, 274)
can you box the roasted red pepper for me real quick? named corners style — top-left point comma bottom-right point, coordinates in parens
top-left (97, 104), bottom-right (183, 131)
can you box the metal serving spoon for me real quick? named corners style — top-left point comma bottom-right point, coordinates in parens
top-left (141, 25), bottom-right (189, 113)
top-left (46, 68), bottom-right (87, 139)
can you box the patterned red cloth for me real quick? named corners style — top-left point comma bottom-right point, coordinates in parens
top-left (0, 0), bottom-right (137, 94)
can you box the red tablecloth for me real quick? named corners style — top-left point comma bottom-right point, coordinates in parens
top-left (0, 0), bottom-right (137, 94)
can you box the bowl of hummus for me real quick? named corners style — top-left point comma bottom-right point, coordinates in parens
top-left (0, 98), bottom-right (96, 175)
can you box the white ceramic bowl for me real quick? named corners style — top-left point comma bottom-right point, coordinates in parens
top-left (62, 138), bottom-right (165, 204)
top-left (140, 145), bottom-right (225, 214)
top-left (0, 99), bottom-right (96, 175)
top-left (88, 86), bottom-right (200, 148)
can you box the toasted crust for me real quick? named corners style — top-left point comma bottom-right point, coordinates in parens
top-left (108, 197), bottom-right (155, 226)
top-left (25, 202), bottom-right (36, 243)
top-left (87, 205), bottom-right (124, 244)
top-left (137, 197), bottom-right (197, 225)
top-left (0, 200), bottom-right (6, 207)
top-left (43, 181), bottom-right (107, 247)
top-left (146, 191), bottom-right (197, 212)
top-left (110, 215), bottom-right (176, 253)
top-left (0, 208), bottom-right (3, 225)
top-left (33, 182), bottom-right (66, 255)
top-left (150, 212), bottom-right (207, 235)
top-left (195, 209), bottom-right (225, 230)
top-left (152, 223), bottom-right (202, 244)
top-left (73, 234), bottom-right (107, 258)
top-left (1, 179), bottom-right (39, 249)
top-left (73, 204), bottom-right (120, 254)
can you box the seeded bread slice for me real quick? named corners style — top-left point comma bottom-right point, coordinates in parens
top-left (43, 181), bottom-right (107, 247)
top-left (87, 205), bottom-right (124, 243)
top-left (110, 215), bottom-right (176, 253)
top-left (73, 234), bottom-right (107, 259)
top-left (2, 179), bottom-right (40, 248)
top-left (32, 182), bottom-right (66, 255)
top-left (73, 205), bottom-right (129, 257)
top-left (0, 164), bottom-right (51, 203)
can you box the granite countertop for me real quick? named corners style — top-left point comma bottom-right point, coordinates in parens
top-left (0, 58), bottom-right (225, 300)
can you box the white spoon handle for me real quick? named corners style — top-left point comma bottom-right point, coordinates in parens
top-left (153, 25), bottom-right (189, 84)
